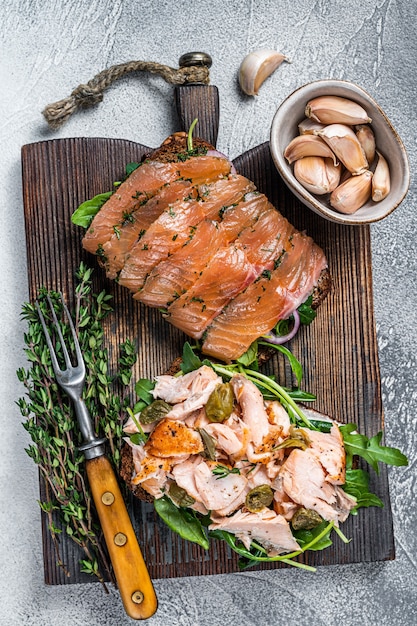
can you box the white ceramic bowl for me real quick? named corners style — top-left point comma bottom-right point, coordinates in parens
top-left (270, 79), bottom-right (410, 225)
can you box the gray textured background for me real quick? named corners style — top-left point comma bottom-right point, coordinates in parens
top-left (1, 1), bottom-right (416, 624)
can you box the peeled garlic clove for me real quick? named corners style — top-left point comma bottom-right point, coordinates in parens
top-left (305, 96), bottom-right (372, 125)
top-left (284, 135), bottom-right (338, 165)
top-left (239, 49), bottom-right (289, 96)
top-left (298, 118), bottom-right (326, 135)
top-left (294, 156), bottom-right (341, 195)
top-left (355, 124), bottom-right (376, 165)
top-left (372, 151), bottom-right (390, 201)
top-left (318, 124), bottom-right (368, 175)
top-left (330, 170), bottom-right (373, 214)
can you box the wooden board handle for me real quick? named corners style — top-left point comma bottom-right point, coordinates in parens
top-left (85, 455), bottom-right (158, 620)
top-left (175, 84), bottom-right (220, 147)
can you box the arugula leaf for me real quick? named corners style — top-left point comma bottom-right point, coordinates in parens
top-left (180, 342), bottom-right (212, 374)
top-left (297, 296), bottom-right (317, 325)
top-left (134, 378), bottom-right (155, 405)
top-left (342, 469), bottom-right (384, 513)
top-left (125, 162), bottom-right (141, 176)
top-left (236, 341), bottom-right (259, 367)
top-left (154, 495), bottom-right (209, 549)
top-left (340, 424), bottom-right (408, 474)
top-left (71, 191), bottom-right (112, 228)
top-left (258, 341), bottom-right (303, 387)
top-left (293, 520), bottom-right (333, 551)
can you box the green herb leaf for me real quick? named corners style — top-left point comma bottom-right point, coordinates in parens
top-left (236, 341), bottom-right (259, 367)
top-left (125, 162), bottom-right (141, 176)
top-left (153, 495), bottom-right (209, 549)
top-left (180, 342), bottom-right (211, 374)
top-left (297, 295), bottom-right (317, 325)
top-left (71, 191), bottom-right (112, 228)
top-left (342, 469), bottom-right (384, 512)
top-left (134, 378), bottom-right (155, 405)
top-left (293, 520), bottom-right (333, 551)
top-left (340, 424), bottom-right (408, 474)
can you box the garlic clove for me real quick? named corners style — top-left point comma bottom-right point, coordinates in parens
top-left (372, 151), bottom-right (390, 201)
top-left (318, 124), bottom-right (368, 175)
top-left (355, 124), bottom-right (376, 165)
top-left (330, 170), bottom-right (373, 214)
top-left (298, 118), bottom-right (326, 135)
top-left (305, 96), bottom-right (372, 125)
top-left (284, 135), bottom-right (338, 165)
top-left (239, 49), bottom-right (289, 96)
top-left (294, 156), bottom-right (341, 195)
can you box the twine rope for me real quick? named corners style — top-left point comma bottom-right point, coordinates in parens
top-left (42, 60), bottom-right (210, 129)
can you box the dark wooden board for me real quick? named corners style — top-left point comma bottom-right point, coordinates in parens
top-left (21, 133), bottom-right (393, 584)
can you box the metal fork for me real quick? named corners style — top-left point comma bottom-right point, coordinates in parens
top-left (36, 293), bottom-right (157, 620)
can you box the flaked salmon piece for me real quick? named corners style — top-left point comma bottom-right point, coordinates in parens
top-left (209, 508), bottom-right (300, 555)
top-left (166, 246), bottom-right (258, 339)
top-left (244, 463), bottom-right (273, 490)
top-left (197, 174), bottom-right (256, 219)
top-left (153, 365), bottom-right (221, 405)
top-left (202, 232), bottom-right (328, 361)
top-left (193, 459), bottom-right (247, 515)
top-left (82, 156), bottom-right (230, 255)
top-left (279, 448), bottom-right (356, 524)
top-left (203, 422), bottom-right (244, 456)
top-left (272, 474), bottom-right (299, 520)
top-left (118, 197), bottom-right (207, 291)
top-left (153, 366), bottom-right (222, 421)
top-left (102, 181), bottom-right (197, 279)
top-left (136, 220), bottom-right (226, 308)
top-left (171, 457), bottom-right (246, 516)
top-left (219, 191), bottom-right (269, 242)
top-left (301, 424), bottom-right (346, 485)
top-left (230, 374), bottom-right (270, 447)
top-left (237, 205), bottom-right (295, 272)
top-left (266, 401), bottom-right (291, 437)
top-left (145, 418), bottom-right (204, 457)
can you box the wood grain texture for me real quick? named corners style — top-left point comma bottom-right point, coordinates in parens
top-left (21, 135), bottom-right (393, 584)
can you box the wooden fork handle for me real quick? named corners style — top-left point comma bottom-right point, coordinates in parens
top-left (85, 455), bottom-right (158, 620)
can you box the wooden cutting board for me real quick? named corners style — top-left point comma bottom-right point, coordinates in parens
top-left (21, 83), bottom-right (394, 584)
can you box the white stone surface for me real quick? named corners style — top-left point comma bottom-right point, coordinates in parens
top-left (1, 1), bottom-right (416, 624)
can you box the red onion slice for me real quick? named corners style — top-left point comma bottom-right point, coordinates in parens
top-left (206, 149), bottom-right (237, 174)
top-left (262, 309), bottom-right (301, 345)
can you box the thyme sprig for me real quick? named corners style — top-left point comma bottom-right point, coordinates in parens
top-left (16, 263), bottom-right (137, 587)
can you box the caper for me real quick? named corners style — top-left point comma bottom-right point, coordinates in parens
top-left (205, 383), bottom-right (234, 423)
top-left (245, 484), bottom-right (274, 512)
top-left (291, 507), bottom-right (323, 530)
top-left (169, 483), bottom-right (195, 508)
top-left (197, 428), bottom-right (217, 461)
top-left (139, 399), bottom-right (171, 424)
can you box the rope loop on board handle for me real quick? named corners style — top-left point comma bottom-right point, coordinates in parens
top-left (42, 53), bottom-right (212, 130)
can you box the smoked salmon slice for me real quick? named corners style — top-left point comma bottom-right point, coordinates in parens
top-left (102, 180), bottom-right (197, 279)
top-left (82, 155), bottom-right (231, 254)
top-left (202, 232), bottom-right (328, 361)
top-left (118, 196), bottom-right (207, 292)
top-left (135, 220), bottom-right (225, 308)
top-left (166, 245), bottom-right (258, 339)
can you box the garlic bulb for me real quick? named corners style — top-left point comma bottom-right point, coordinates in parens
top-left (318, 124), bottom-right (368, 175)
top-left (284, 135), bottom-right (338, 165)
top-left (355, 124), bottom-right (376, 165)
top-left (305, 96), bottom-right (372, 125)
top-left (330, 170), bottom-right (373, 214)
top-left (372, 151), bottom-right (390, 201)
top-left (239, 49), bottom-right (289, 96)
top-left (294, 156), bottom-right (341, 195)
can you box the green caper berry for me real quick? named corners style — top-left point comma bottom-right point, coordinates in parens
top-left (139, 399), bottom-right (171, 425)
top-left (205, 383), bottom-right (234, 423)
top-left (291, 507), bottom-right (323, 530)
top-left (245, 484), bottom-right (274, 512)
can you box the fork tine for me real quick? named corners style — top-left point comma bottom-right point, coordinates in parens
top-left (35, 300), bottom-right (62, 375)
top-left (45, 294), bottom-right (74, 371)
top-left (59, 293), bottom-right (85, 371)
